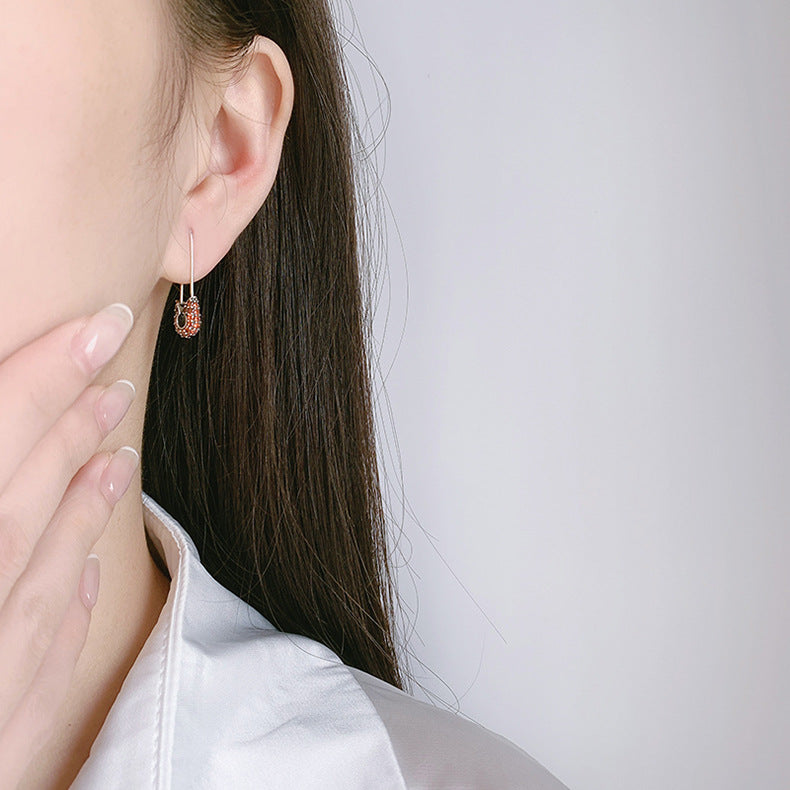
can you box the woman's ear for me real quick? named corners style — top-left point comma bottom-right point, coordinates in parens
top-left (160, 34), bottom-right (295, 287)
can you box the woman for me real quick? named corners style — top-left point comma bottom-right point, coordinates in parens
top-left (0, 1), bottom-right (567, 787)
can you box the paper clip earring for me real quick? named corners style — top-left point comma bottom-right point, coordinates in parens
top-left (174, 228), bottom-right (201, 338)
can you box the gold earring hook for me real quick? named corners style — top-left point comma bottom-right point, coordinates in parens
top-left (179, 228), bottom-right (195, 303)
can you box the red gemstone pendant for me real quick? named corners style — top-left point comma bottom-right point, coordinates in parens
top-left (174, 294), bottom-right (201, 338)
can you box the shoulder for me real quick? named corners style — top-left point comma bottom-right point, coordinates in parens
top-left (346, 666), bottom-right (569, 790)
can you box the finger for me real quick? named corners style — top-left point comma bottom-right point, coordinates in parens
top-left (0, 578), bottom-right (93, 786)
top-left (0, 446), bottom-right (137, 731)
top-left (0, 302), bottom-right (134, 496)
top-left (0, 379), bottom-right (136, 603)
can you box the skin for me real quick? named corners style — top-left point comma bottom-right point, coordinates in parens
top-left (0, 2), bottom-right (294, 787)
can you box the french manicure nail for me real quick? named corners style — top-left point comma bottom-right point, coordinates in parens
top-left (95, 379), bottom-right (136, 434)
top-left (99, 446), bottom-right (140, 506)
top-left (70, 303), bottom-right (134, 375)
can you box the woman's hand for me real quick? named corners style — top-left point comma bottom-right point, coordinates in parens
top-left (0, 303), bottom-right (140, 787)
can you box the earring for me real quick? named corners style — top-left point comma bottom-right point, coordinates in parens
top-left (174, 228), bottom-right (201, 338)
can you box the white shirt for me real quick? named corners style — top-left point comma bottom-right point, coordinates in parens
top-left (70, 492), bottom-right (569, 789)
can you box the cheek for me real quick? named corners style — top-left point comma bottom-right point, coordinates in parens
top-left (0, 0), bottom-right (168, 360)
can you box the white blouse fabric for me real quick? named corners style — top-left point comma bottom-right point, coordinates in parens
top-left (70, 492), bottom-right (568, 789)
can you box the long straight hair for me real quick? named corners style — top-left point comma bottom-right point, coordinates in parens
top-left (141, 0), bottom-right (406, 690)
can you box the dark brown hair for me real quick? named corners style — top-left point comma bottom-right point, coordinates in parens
top-left (141, 0), bottom-right (408, 690)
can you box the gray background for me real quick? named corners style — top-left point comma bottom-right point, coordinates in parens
top-left (335, 2), bottom-right (790, 788)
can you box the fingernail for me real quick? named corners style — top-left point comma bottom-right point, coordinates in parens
top-left (70, 303), bottom-right (134, 375)
top-left (95, 379), bottom-right (136, 434)
top-left (79, 553), bottom-right (100, 611)
top-left (99, 446), bottom-right (140, 506)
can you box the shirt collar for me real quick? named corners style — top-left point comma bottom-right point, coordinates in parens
top-left (70, 492), bottom-right (406, 789)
